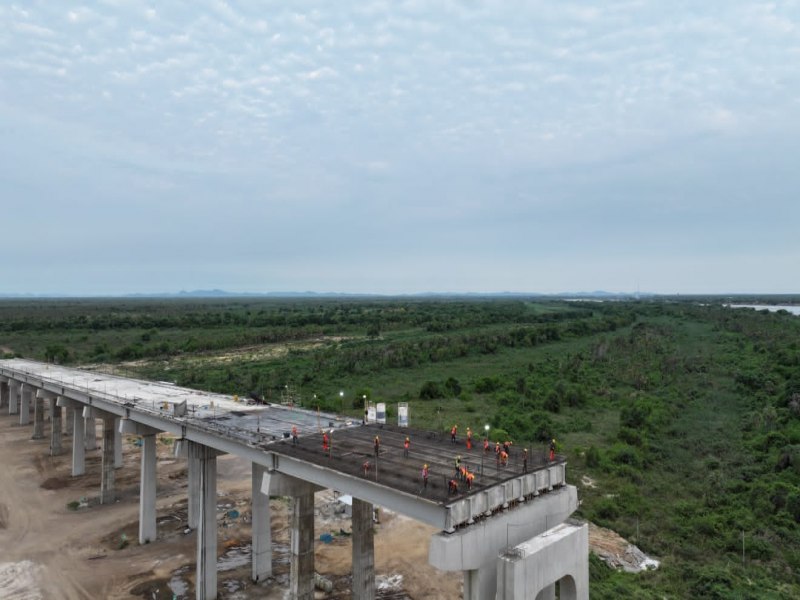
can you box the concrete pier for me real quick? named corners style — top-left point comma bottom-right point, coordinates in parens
top-left (188, 450), bottom-right (200, 529)
top-left (84, 416), bottom-right (98, 451)
top-left (352, 498), bottom-right (376, 600)
top-left (20, 383), bottom-right (31, 426)
top-left (0, 377), bottom-right (8, 409)
top-left (251, 463), bottom-right (272, 582)
top-left (290, 492), bottom-right (315, 600)
top-left (49, 397), bottom-right (62, 455)
top-left (8, 379), bottom-right (19, 415)
top-left (429, 485), bottom-right (579, 600)
top-left (118, 419), bottom-right (163, 544)
top-left (496, 522), bottom-right (589, 600)
top-left (84, 408), bottom-right (117, 504)
top-left (114, 417), bottom-right (123, 468)
top-left (32, 387), bottom-right (44, 438)
top-left (71, 407), bottom-right (86, 475)
top-left (189, 441), bottom-right (219, 600)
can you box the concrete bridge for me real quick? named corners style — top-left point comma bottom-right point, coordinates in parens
top-left (0, 359), bottom-right (587, 599)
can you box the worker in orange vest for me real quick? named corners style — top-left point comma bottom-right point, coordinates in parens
top-left (466, 427), bottom-right (472, 450)
top-left (500, 450), bottom-right (509, 467)
top-left (291, 425), bottom-right (298, 445)
top-left (483, 437), bottom-right (490, 453)
top-left (451, 424), bottom-right (458, 443)
top-left (448, 478), bottom-right (458, 495)
top-left (322, 432), bottom-right (329, 452)
top-left (466, 470), bottom-right (475, 490)
top-left (404, 436), bottom-right (410, 458)
top-left (374, 435), bottom-right (381, 456)
top-left (422, 464), bottom-right (429, 488)
top-left (549, 438), bottom-right (556, 461)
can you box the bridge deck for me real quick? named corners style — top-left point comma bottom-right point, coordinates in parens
top-left (1, 359), bottom-right (565, 521)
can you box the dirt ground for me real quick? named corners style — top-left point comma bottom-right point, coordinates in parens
top-left (0, 409), bottom-right (462, 599)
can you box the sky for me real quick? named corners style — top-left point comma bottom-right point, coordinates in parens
top-left (1, 1), bottom-right (799, 296)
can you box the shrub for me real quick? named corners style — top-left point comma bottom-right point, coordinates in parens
top-left (419, 381), bottom-right (444, 400)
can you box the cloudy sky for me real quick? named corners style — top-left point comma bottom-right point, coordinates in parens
top-left (1, 1), bottom-right (798, 295)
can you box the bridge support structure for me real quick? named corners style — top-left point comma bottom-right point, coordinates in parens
top-left (57, 397), bottom-right (86, 476)
top-left (20, 382), bottom-right (32, 427)
top-left (497, 522), bottom-right (589, 600)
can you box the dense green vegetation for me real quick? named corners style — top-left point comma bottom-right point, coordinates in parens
top-left (2, 296), bottom-right (799, 598)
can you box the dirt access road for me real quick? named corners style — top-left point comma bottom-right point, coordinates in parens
top-left (0, 410), bottom-right (461, 599)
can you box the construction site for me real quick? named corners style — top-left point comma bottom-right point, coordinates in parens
top-left (0, 358), bottom-right (586, 599)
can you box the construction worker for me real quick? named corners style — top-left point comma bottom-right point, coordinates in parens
top-left (322, 432), bottom-right (329, 453)
top-left (466, 427), bottom-right (472, 450)
top-left (404, 436), bottom-right (410, 458)
top-left (503, 440), bottom-right (512, 455)
top-left (422, 463), bottom-right (429, 488)
top-left (460, 465), bottom-right (468, 481)
top-left (549, 438), bottom-right (556, 462)
top-left (374, 435), bottom-right (381, 456)
top-left (448, 478), bottom-right (459, 495)
top-left (500, 450), bottom-right (509, 467)
top-left (451, 424), bottom-right (458, 443)
top-left (454, 455), bottom-right (462, 478)
top-left (466, 470), bottom-right (475, 490)
top-left (291, 425), bottom-right (298, 445)
top-left (363, 460), bottom-right (370, 476)
top-left (522, 448), bottom-right (528, 472)
top-left (495, 441), bottom-right (501, 455)
top-left (483, 437), bottom-right (490, 453)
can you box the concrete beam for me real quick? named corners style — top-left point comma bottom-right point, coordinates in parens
top-left (19, 383), bottom-right (32, 426)
top-left (496, 522), bottom-right (589, 600)
top-left (251, 463), bottom-right (272, 583)
top-left (119, 418), bottom-right (161, 437)
top-left (261, 470), bottom-right (324, 497)
top-left (290, 491), bottom-right (315, 600)
top-left (190, 441), bottom-right (219, 600)
top-left (139, 434), bottom-right (157, 544)
top-left (352, 498), bottom-right (376, 600)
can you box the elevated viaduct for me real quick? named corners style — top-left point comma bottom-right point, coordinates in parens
top-left (0, 359), bottom-right (587, 599)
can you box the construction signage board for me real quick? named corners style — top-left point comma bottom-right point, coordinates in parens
top-left (398, 403), bottom-right (408, 427)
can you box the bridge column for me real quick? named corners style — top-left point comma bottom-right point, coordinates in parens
top-left (188, 450), bottom-right (200, 529)
top-left (32, 386), bottom-right (45, 438)
top-left (49, 395), bottom-right (63, 455)
top-left (114, 417), bottom-right (123, 468)
top-left (251, 463), bottom-right (272, 582)
top-left (8, 380), bottom-right (19, 415)
top-left (84, 407), bottom-right (117, 504)
top-left (0, 377), bottom-right (8, 410)
top-left (58, 398), bottom-right (86, 474)
top-left (188, 441), bottom-right (221, 600)
top-left (260, 472), bottom-right (323, 593)
top-left (20, 383), bottom-right (32, 427)
top-left (352, 498), bottom-right (376, 600)
top-left (121, 419), bottom-right (162, 545)
top-left (84, 415), bottom-right (98, 450)
top-left (290, 491), bottom-right (315, 600)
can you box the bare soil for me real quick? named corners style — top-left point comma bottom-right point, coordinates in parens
top-left (0, 410), bottom-right (461, 599)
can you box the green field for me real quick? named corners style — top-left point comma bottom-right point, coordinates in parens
top-left (2, 296), bottom-right (799, 598)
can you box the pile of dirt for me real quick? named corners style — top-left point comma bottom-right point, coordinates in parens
top-left (589, 522), bottom-right (660, 573)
